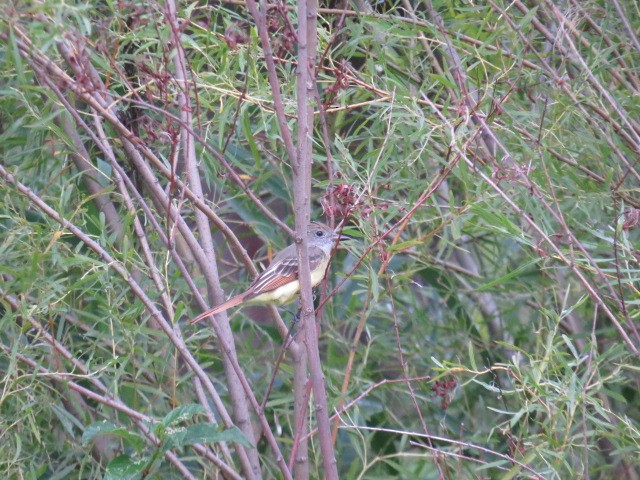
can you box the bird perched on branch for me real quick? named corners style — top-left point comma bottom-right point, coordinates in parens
top-left (188, 222), bottom-right (348, 324)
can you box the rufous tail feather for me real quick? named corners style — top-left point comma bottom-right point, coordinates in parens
top-left (187, 293), bottom-right (247, 324)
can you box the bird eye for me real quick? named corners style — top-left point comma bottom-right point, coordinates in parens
top-left (316, 230), bottom-right (324, 237)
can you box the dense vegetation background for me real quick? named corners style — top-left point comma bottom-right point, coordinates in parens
top-left (1, 0), bottom-right (639, 478)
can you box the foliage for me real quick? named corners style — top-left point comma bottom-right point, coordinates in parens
top-left (1, 0), bottom-right (639, 478)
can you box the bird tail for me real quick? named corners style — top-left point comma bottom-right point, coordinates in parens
top-left (187, 293), bottom-right (246, 325)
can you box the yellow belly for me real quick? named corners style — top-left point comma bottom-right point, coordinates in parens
top-left (246, 265), bottom-right (327, 306)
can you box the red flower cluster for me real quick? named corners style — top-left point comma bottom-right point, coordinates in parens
top-left (321, 184), bottom-right (358, 221)
top-left (432, 376), bottom-right (457, 410)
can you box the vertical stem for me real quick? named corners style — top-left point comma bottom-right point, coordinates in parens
top-left (290, 344), bottom-right (309, 479)
top-left (293, 0), bottom-right (339, 477)
top-left (163, 1), bottom-right (260, 477)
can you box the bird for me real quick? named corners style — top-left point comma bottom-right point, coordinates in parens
top-left (188, 222), bottom-right (347, 324)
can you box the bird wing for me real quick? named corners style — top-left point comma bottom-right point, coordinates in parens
top-left (245, 245), bottom-right (327, 299)
top-left (246, 255), bottom-right (299, 298)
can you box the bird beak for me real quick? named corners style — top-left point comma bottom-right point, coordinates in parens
top-left (333, 229), bottom-right (352, 242)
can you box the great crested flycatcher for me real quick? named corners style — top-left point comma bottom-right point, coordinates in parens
top-left (188, 222), bottom-right (346, 325)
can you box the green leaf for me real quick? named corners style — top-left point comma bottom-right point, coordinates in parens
top-left (105, 455), bottom-right (146, 480)
top-left (369, 266), bottom-right (379, 302)
top-left (162, 404), bottom-right (207, 426)
top-left (242, 111), bottom-right (262, 166)
top-left (386, 239), bottom-right (423, 252)
top-left (163, 424), bottom-right (253, 451)
top-left (82, 421), bottom-right (144, 452)
top-left (468, 341), bottom-right (477, 370)
top-left (469, 204), bottom-right (523, 237)
top-left (475, 258), bottom-right (541, 292)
